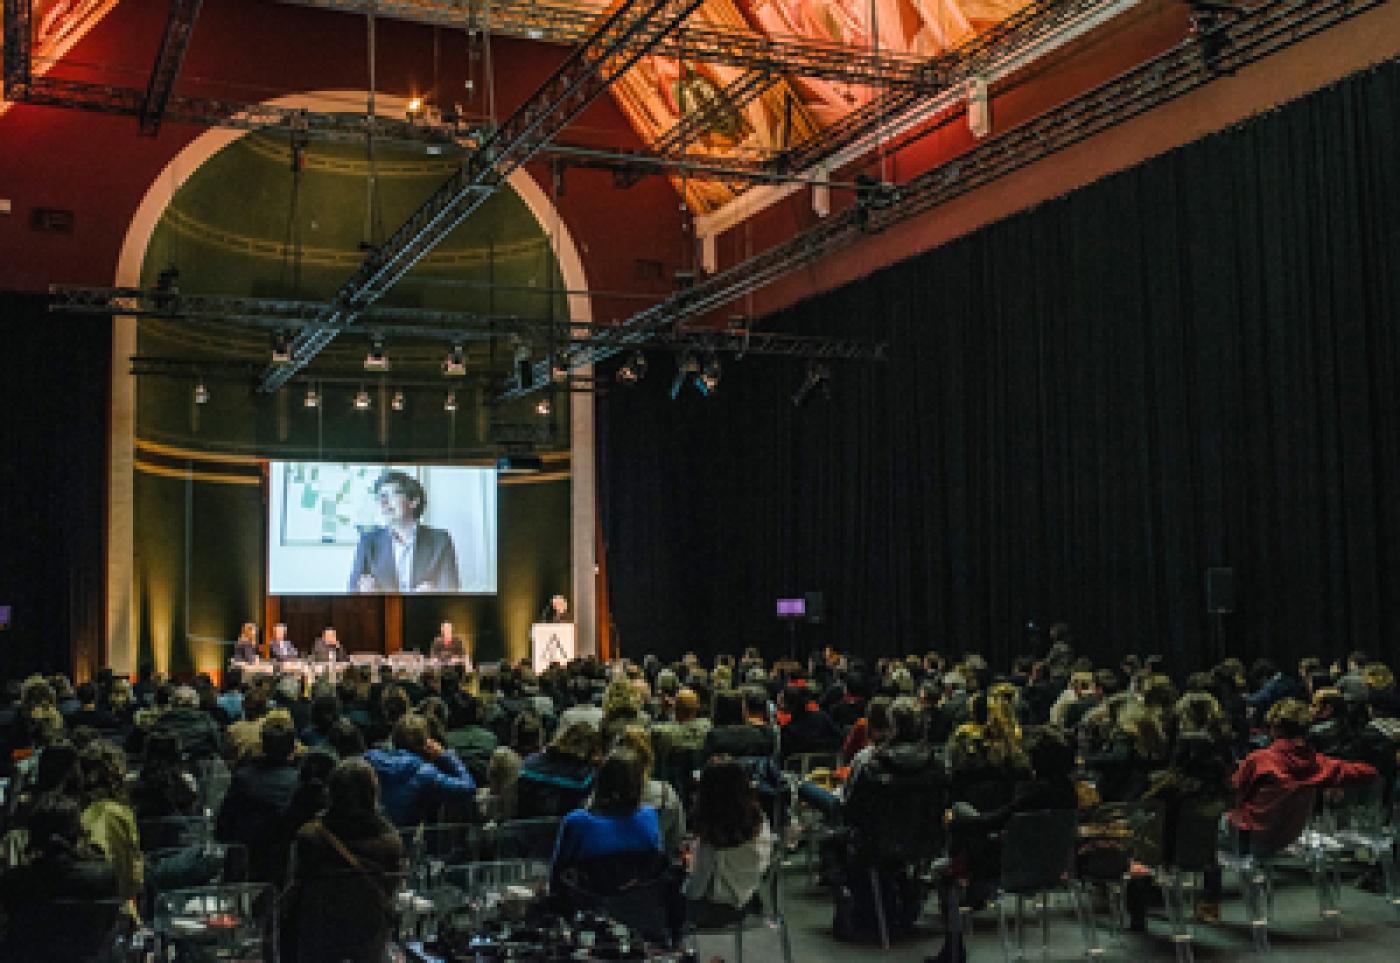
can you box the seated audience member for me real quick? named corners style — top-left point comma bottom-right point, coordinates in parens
top-left (550, 747), bottom-right (662, 893)
top-left (1049, 670), bottom-right (1095, 729)
top-left (77, 739), bottom-right (143, 904)
top-left (67, 682), bottom-right (120, 733)
top-left (483, 745), bottom-right (523, 822)
top-left (130, 731), bottom-right (198, 824)
top-left (702, 689), bottom-right (775, 761)
top-left (1307, 688), bottom-right (1356, 756)
top-left (444, 693), bottom-right (497, 783)
top-left (328, 718), bottom-right (367, 759)
top-left (364, 713), bottom-right (476, 827)
top-left (684, 756), bottom-right (774, 926)
top-left (1336, 650), bottom-right (1371, 704)
top-left (0, 796), bottom-right (120, 962)
top-left (224, 687), bottom-right (271, 767)
top-left (216, 716), bottom-right (301, 881)
top-left (217, 668), bottom-right (245, 722)
top-left (1227, 697), bottom-right (1377, 854)
top-left (300, 691), bottom-right (342, 749)
top-left (778, 684), bottom-right (843, 761)
top-left (286, 758), bottom-right (404, 963)
top-left (1082, 699), bottom-right (1168, 803)
top-left (947, 690), bottom-right (1031, 814)
top-left (600, 681), bottom-right (649, 746)
top-left (612, 726), bottom-right (686, 856)
top-left (150, 685), bottom-right (222, 762)
top-left (650, 687), bottom-right (711, 762)
top-left (1244, 658), bottom-right (1306, 720)
top-left (518, 721), bottom-right (599, 819)
top-left (270, 749), bottom-right (337, 889)
top-left (946, 727), bottom-right (1078, 903)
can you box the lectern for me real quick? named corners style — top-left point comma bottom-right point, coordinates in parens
top-left (530, 622), bottom-right (575, 672)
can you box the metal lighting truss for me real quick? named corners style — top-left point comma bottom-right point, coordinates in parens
top-left (50, 286), bottom-right (885, 361)
top-left (498, 0), bottom-right (1389, 400)
top-left (278, 0), bottom-right (941, 90)
top-left (257, 0), bottom-right (707, 392)
top-left (140, 0), bottom-right (204, 134)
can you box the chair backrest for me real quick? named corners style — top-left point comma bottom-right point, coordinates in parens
top-left (153, 882), bottom-right (273, 959)
top-left (1001, 809), bottom-right (1077, 894)
top-left (844, 751), bottom-right (948, 865)
top-left (1076, 800), bottom-right (1164, 879)
top-left (784, 752), bottom-right (841, 779)
top-left (139, 814), bottom-right (209, 852)
top-left (1171, 797), bottom-right (1225, 872)
top-left (557, 851), bottom-right (676, 946)
top-left (494, 816), bottom-right (562, 860)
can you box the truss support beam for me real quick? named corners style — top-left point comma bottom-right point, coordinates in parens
top-left (278, 0), bottom-right (940, 91)
top-left (141, 0), bottom-right (203, 135)
top-left (502, 0), bottom-right (1388, 401)
top-left (257, 0), bottom-right (706, 393)
top-left (2, 0), bottom-right (33, 99)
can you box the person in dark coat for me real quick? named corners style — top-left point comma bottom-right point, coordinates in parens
top-left (150, 685), bottom-right (223, 761)
top-left (286, 758), bottom-right (404, 963)
top-left (0, 795), bottom-right (120, 963)
top-left (215, 716), bottom-right (300, 881)
top-left (702, 690), bottom-right (775, 762)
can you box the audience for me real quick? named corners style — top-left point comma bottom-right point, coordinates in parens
top-left (1, 636), bottom-right (1394, 959)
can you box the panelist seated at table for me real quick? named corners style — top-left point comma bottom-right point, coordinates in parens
top-left (311, 627), bottom-right (345, 662)
top-left (348, 470), bottom-right (460, 593)
top-left (232, 622), bottom-right (260, 663)
top-left (268, 623), bottom-right (299, 661)
top-left (430, 621), bottom-right (467, 661)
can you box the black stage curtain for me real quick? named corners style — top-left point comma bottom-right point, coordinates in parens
top-left (0, 292), bottom-right (111, 679)
top-left (599, 59), bottom-right (1400, 672)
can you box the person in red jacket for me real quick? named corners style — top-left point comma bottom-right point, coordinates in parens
top-left (1228, 697), bottom-right (1378, 853)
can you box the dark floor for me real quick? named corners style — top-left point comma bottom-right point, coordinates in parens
top-left (688, 858), bottom-right (1400, 962)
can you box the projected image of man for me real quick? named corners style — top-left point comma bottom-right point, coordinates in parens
top-left (348, 470), bottom-right (460, 593)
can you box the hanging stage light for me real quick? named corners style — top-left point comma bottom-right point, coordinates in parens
top-left (444, 389), bottom-right (458, 412)
top-left (303, 384), bottom-right (320, 408)
top-left (615, 351), bottom-right (648, 385)
top-left (353, 386), bottom-right (372, 410)
top-left (670, 353), bottom-right (699, 401)
top-left (442, 344), bottom-right (467, 376)
top-left (694, 354), bottom-right (722, 397)
top-left (364, 337), bottom-right (389, 371)
top-left (390, 389), bottom-right (406, 411)
top-left (193, 380), bottom-right (209, 405)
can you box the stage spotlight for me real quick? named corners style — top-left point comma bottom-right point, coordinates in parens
top-left (353, 386), bottom-right (371, 410)
top-left (193, 380), bottom-right (209, 405)
top-left (303, 385), bottom-right (320, 408)
top-left (390, 389), bottom-right (406, 412)
top-left (694, 354), bottom-right (722, 397)
top-left (615, 351), bottom-right (647, 385)
top-left (444, 389), bottom-right (458, 412)
top-left (442, 344), bottom-right (466, 376)
top-left (364, 337), bottom-right (389, 371)
top-left (535, 395), bottom-right (553, 417)
top-left (790, 361), bottom-right (831, 407)
top-left (271, 330), bottom-right (292, 363)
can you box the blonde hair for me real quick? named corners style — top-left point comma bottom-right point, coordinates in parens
top-left (1363, 662), bottom-right (1395, 692)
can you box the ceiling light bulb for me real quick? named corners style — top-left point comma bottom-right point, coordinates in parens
top-left (390, 390), bottom-right (405, 411)
top-left (193, 381), bottom-right (209, 405)
top-left (354, 387), bottom-right (371, 410)
top-left (444, 390), bottom-right (458, 412)
top-left (304, 386), bottom-right (320, 408)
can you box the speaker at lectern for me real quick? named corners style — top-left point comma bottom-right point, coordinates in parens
top-left (530, 622), bottom-right (575, 672)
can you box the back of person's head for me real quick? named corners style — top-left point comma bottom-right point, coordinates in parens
top-left (865, 697), bottom-right (895, 742)
top-left (242, 687), bottom-right (270, 722)
top-left (1175, 691), bottom-right (1227, 740)
top-left (298, 749), bottom-right (337, 789)
top-left (143, 730), bottom-right (185, 769)
top-left (550, 721), bottom-right (599, 764)
top-left (26, 794), bottom-right (86, 858)
top-left (1311, 688), bottom-right (1347, 720)
top-left (1250, 659), bottom-right (1279, 686)
top-left (261, 715), bottom-right (297, 762)
top-left (171, 685), bottom-right (199, 709)
top-left (1093, 669), bottom-right (1120, 697)
top-left (488, 746), bottom-right (521, 797)
top-left (889, 696), bottom-right (924, 743)
top-left (692, 756), bottom-right (762, 848)
top-left (329, 718), bottom-right (366, 758)
top-left (311, 693), bottom-right (341, 730)
top-left (78, 739), bottom-right (127, 805)
top-left (21, 675), bottom-right (57, 711)
top-left (35, 739), bottom-right (81, 795)
top-left (391, 713), bottom-right (431, 756)
top-left (379, 685), bottom-right (410, 725)
top-left (511, 710), bottom-right (543, 755)
top-left (591, 747), bottom-right (643, 814)
top-left (326, 757), bottom-right (382, 823)
top-left (75, 682), bottom-right (97, 706)
top-left (1363, 662), bottom-right (1395, 693)
top-left (1027, 727), bottom-right (1074, 782)
top-left (1299, 656), bottom-right (1321, 680)
top-left (712, 689), bottom-right (745, 726)
top-left (1348, 651), bottom-right (1370, 672)
top-left (674, 687), bottom-right (700, 721)
top-left (781, 685), bottom-right (809, 713)
top-left (1265, 698), bottom-right (1311, 739)
top-left (614, 725), bottom-right (654, 778)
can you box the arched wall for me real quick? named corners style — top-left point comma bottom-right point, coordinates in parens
top-left (106, 91), bottom-right (596, 673)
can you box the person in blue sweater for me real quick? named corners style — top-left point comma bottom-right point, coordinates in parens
top-left (364, 713), bottom-right (476, 826)
top-left (551, 747), bottom-right (660, 877)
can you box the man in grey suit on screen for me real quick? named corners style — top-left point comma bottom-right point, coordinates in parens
top-left (348, 470), bottom-right (461, 593)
